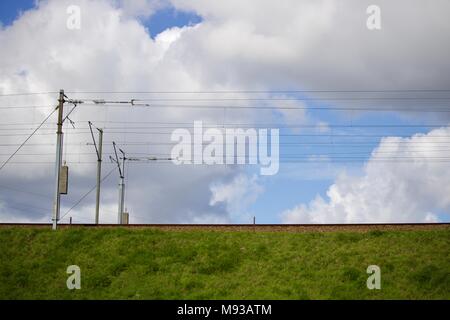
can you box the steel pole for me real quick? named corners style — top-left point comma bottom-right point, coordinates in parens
top-left (52, 90), bottom-right (64, 230)
top-left (95, 129), bottom-right (103, 224)
top-left (118, 177), bottom-right (125, 224)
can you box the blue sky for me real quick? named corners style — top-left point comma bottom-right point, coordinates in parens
top-left (0, 1), bottom-right (448, 224)
top-left (0, 0), bottom-right (35, 26)
top-left (0, 1), bottom-right (202, 38)
top-left (142, 6), bottom-right (202, 38)
top-left (246, 108), bottom-right (444, 223)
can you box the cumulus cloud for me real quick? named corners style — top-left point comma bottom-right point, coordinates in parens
top-left (210, 174), bottom-right (263, 222)
top-left (171, 0), bottom-right (450, 92)
top-left (281, 127), bottom-right (450, 223)
top-left (0, 0), bottom-right (244, 224)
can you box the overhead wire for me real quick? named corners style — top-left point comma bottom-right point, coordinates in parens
top-left (0, 106), bottom-right (57, 172)
top-left (59, 167), bottom-right (116, 221)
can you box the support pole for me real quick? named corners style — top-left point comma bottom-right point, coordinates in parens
top-left (118, 148), bottom-right (126, 224)
top-left (118, 176), bottom-right (125, 224)
top-left (112, 142), bottom-right (126, 225)
top-left (89, 122), bottom-right (103, 224)
top-left (52, 89), bottom-right (65, 230)
top-left (95, 128), bottom-right (103, 224)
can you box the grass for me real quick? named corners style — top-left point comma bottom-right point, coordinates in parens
top-left (0, 227), bottom-right (448, 299)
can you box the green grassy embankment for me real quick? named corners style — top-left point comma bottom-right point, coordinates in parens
top-left (0, 227), bottom-right (448, 299)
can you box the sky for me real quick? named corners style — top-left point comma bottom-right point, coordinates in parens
top-left (0, 0), bottom-right (449, 224)
top-left (0, 0), bottom-right (36, 26)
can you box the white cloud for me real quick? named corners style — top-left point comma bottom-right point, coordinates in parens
top-left (0, 0), bottom-right (244, 223)
top-left (210, 173), bottom-right (263, 222)
top-left (170, 0), bottom-right (450, 93)
top-left (281, 127), bottom-right (450, 223)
